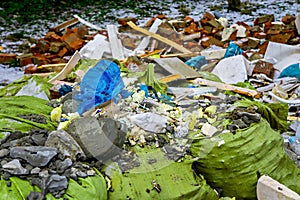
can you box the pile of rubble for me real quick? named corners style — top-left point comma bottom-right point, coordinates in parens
top-left (1, 10), bottom-right (300, 199)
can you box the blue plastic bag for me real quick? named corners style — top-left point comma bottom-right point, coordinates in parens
top-left (185, 55), bottom-right (207, 70)
top-left (279, 63), bottom-right (300, 79)
top-left (224, 41), bottom-right (243, 58)
top-left (75, 60), bottom-right (124, 115)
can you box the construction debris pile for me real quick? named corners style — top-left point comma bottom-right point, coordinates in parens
top-left (1, 11), bottom-right (300, 200)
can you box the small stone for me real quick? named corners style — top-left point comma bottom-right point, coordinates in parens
top-left (31, 133), bottom-right (47, 146)
top-left (0, 149), bottom-right (9, 158)
top-left (2, 172), bottom-right (10, 180)
top-left (10, 146), bottom-right (57, 167)
top-left (2, 159), bottom-right (29, 175)
top-left (1, 159), bottom-right (8, 166)
top-left (76, 171), bottom-right (88, 178)
top-left (31, 167), bottom-right (41, 175)
top-left (56, 158), bottom-right (73, 174)
top-left (7, 181), bottom-right (11, 187)
top-left (26, 192), bottom-right (44, 200)
top-left (87, 169), bottom-right (96, 176)
top-left (46, 175), bottom-right (68, 193)
top-left (39, 169), bottom-right (49, 178)
top-left (45, 130), bottom-right (86, 162)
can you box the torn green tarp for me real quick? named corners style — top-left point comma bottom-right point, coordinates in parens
top-left (234, 99), bottom-right (288, 131)
top-left (105, 148), bottom-right (218, 200)
top-left (0, 96), bottom-right (57, 133)
top-left (0, 171), bottom-right (107, 200)
top-left (190, 119), bottom-right (300, 199)
top-left (0, 75), bottom-right (52, 100)
top-left (138, 64), bottom-right (168, 95)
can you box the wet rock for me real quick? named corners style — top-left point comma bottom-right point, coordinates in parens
top-left (129, 113), bottom-right (167, 133)
top-left (39, 169), bottom-right (49, 178)
top-left (62, 99), bottom-right (80, 114)
top-left (17, 114), bottom-right (47, 124)
top-left (87, 169), bottom-right (96, 176)
top-left (45, 130), bottom-right (86, 161)
top-left (56, 158), bottom-right (72, 174)
top-left (31, 167), bottom-right (41, 175)
top-left (0, 149), bottom-right (9, 158)
top-left (2, 159), bottom-right (29, 175)
top-left (76, 171), bottom-right (88, 178)
top-left (31, 133), bottom-right (47, 146)
top-left (26, 191), bottom-right (44, 200)
top-left (67, 116), bottom-right (127, 161)
top-left (46, 175), bottom-right (68, 193)
top-left (10, 146), bottom-right (57, 167)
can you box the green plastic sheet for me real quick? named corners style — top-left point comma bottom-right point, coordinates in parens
top-left (138, 64), bottom-right (168, 95)
top-left (190, 119), bottom-right (300, 199)
top-left (0, 75), bottom-right (52, 98)
top-left (105, 148), bottom-right (218, 200)
top-left (0, 96), bottom-right (57, 133)
top-left (0, 172), bottom-right (107, 200)
top-left (235, 99), bottom-right (288, 131)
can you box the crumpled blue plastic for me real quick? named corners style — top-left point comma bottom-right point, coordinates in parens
top-left (279, 63), bottom-right (300, 79)
top-left (185, 55), bottom-right (207, 70)
top-left (75, 60), bottom-right (124, 115)
top-left (224, 41), bottom-right (243, 58)
top-left (59, 84), bottom-right (73, 96)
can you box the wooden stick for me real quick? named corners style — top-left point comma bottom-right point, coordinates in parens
top-left (127, 21), bottom-right (192, 54)
top-left (159, 74), bottom-right (182, 83)
top-left (50, 18), bottom-right (79, 32)
top-left (193, 78), bottom-right (262, 98)
top-left (37, 63), bottom-right (66, 69)
top-left (48, 51), bottom-right (81, 84)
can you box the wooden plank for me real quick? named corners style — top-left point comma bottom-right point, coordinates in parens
top-left (193, 78), bottom-right (262, 98)
top-left (154, 57), bottom-right (200, 79)
top-left (127, 21), bottom-right (192, 54)
top-left (107, 25), bottom-right (125, 60)
top-left (51, 18), bottom-right (79, 32)
top-left (257, 175), bottom-right (300, 200)
top-left (74, 14), bottom-right (102, 31)
top-left (48, 51), bottom-right (81, 84)
top-left (159, 74), bottom-right (182, 83)
top-left (32, 72), bottom-right (54, 77)
top-left (135, 18), bottom-right (162, 52)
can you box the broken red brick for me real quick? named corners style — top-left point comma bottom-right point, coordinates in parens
top-left (76, 25), bottom-right (88, 39)
top-left (253, 60), bottom-right (275, 78)
top-left (282, 15), bottom-right (296, 24)
top-left (49, 42), bottom-right (65, 54)
top-left (200, 36), bottom-right (224, 48)
top-left (145, 17), bottom-right (156, 27)
top-left (117, 17), bottom-right (138, 26)
top-left (0, 53), bottom-right (17, 64)
top-left (24, 65), bottom-right (38, 74)
top-left (258, 41), bottom-right (269, 55)
top-left (20, 56), bottom-right (34, 66)
top-left (253, 32), bottom-right (267, 39)
top-left (203, 12), bottom-right (215, 20)
top-left (254, 14), bottom-right (274, 26)
top-left (61, 28), bottom-right (84, 51)
top-left (57, 47), bottom-right (69, 58)
top-left (35, 39), bottom-right (50, 53)
top-left (269, 33), bottom-right (292, 43)
top-left (184, 22), bottom-right (199, 34)
top-left (45, 31), bottom-right (62, 42)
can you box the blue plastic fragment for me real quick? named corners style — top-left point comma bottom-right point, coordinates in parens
top-left (279, 63), bottom-right (300, 79)
top-left (289, 136), bottom-right (297, 145)
top-left (140, 84), bottom-right (149, 98)
top-left (224, 41), bottom-right (243, 58)
top-left (75, 60), bottom-right (124, 115)
top-left (59, 84), bottom-right (73, 96)
top-left (185, 56), bottom-right (207, 70)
